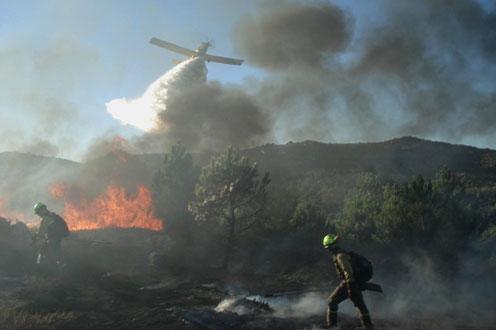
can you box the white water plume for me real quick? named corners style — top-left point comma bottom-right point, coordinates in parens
top-left (106, 57), bottom-right (207, 131)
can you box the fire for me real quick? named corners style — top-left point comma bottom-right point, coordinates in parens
top-left (50, 183), bottom-right (163, 231)
top-left (49, 183), bottom-right (70, 199)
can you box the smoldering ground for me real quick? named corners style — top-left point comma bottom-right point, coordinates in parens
top-left (220, 252), bottom-right (496, 325)
top-left (372, 251), bottom-right (496, 322)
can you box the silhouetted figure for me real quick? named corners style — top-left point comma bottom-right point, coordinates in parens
top-left (33, 202), bottom-right (69, 267)
top-left (323, 234), bottom-right (376, 330)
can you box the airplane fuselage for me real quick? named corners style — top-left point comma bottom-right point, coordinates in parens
top-left (194, 42), bottom-right (211, 58)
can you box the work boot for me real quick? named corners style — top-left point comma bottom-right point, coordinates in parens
top-left (326, 307), bottom-right (338, 328)
top-left (359, 314), bottom-right (374, 330)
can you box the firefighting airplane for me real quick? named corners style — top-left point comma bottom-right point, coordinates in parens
top-left (150, 37), bottom-right (244, 66)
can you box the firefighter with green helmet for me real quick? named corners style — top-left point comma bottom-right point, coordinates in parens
top-left (323, 233), bottom-right (379, 330)
top-left (33, 202), bottom-right (69, 267)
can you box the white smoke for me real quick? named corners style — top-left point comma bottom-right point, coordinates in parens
top-left (215, 297), bottom-right (250, 315)
top-left (246, 292), bottom-right (345, 318)
top-left (106, 57), bottom-right (207, 131)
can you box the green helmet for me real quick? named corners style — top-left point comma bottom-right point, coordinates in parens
top-left (33, 202), bottom-right (47, 214)
top-left (323, 234), bottom-right (339, 248)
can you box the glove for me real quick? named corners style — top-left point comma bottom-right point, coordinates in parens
top-left (346, 280), bottom-right (359, 297)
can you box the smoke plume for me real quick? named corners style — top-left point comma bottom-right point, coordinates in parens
top-left (106, 1), bottom-right (496, 151)
top-left (107, 57), bottom-right (271, 152)
top-left (106, 58), bottom-right (207, 131)
top-left (232, 0), bottom-right (496, 146)
top-left (233, 2), bottom-right (351, 71)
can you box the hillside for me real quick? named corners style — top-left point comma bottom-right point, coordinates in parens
top-left (0, 152), bottom-right (80, 221)
top-left (244, 136), bottom-right (496, 183)
top-left (1, 137), bottom-right (495, 220)
top-left (1, 138), bottom-right (495, 329)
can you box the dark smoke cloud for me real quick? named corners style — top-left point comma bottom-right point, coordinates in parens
top-left (107, 55), bottom-right (272, 153)
top-left (83, 134), bottom-right (136, 161)
top-left (130, 82), bottom-right (271, 153)
top-left (151, 82), bottom-right (272, 152)
top-left (352, 33), bottom-right (426, 78)
top-left (233, 2), bottom-right (352, 71)
top-left (360, 0), bottom-right (496, 141)
top-left (82, 73), bottom-right (273, 196)
top-left (233, 0), bottom-right (496, 147)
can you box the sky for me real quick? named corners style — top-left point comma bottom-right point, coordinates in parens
top-left (0, 0), bottom-right (265, 159)
top-left (0, 0), bottom-right (495, 160)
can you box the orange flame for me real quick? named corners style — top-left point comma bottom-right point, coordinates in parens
top-left (50, 183), bottom-right (163, 231)
top-left (49, 183), bottom-right (70, 199)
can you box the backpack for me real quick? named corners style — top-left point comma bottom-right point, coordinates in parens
top-left (348, 251), bottom-right (373, 282)
top-left (47, 212), bottom-right (70, 239)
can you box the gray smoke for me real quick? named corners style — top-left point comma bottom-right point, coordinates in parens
top-left (240, 252), bottom-right (496, 324)
top-left (150, 81), bottom-right (271, 152)
top-left (107, 57), bottom-right (207, 132)
top-left (233, 0), bottom-right (496, 146)
top-left (369, 250), bottom-right (496, 323)
top-left (108, 56), bottom-right (272, 153)
top-left (0, 39), bottom-right (101, 159)
top-left (233, 2), bottom-right (352, 71)
top-left (18, 140), bottom-right (60, 158)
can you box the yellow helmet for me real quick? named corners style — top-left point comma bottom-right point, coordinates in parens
top-left (323, 234), bottom-right (339, 248)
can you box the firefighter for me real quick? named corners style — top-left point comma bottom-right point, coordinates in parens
top-left (33, 202), bottom-right (69, 267)
top-left (323, 234), bottom-right (374, 330)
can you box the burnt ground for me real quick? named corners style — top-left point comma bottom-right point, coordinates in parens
top-left (1, 229), bottom-right (495, 330)
top-left (1, 268), bottom-right (495, 330)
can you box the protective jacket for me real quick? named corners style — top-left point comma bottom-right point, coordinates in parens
top-left (38, 211), bottom-right (69, 241)
top-left (36, 211), bottom-right (68, 266)
top-left (332, 248), bottom-right (355, 283)
top-left (327, 247), bottom-right (374, 329)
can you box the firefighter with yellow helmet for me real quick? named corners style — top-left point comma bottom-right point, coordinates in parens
top-left (323, 234), bottom-right (377, 329)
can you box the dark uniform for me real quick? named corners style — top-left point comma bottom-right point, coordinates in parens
top-left (34, 204), bottom-right (69, 267)
top-left (327, 247), bottom-right (373, 329)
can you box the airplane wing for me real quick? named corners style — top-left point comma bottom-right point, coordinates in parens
top-left (205, 54), bottom-right (244, 66)
top-left (150, 37), bottom-right (196, 57)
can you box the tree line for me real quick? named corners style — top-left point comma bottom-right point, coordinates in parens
top-left (152, 144), bottom-right (496, 277)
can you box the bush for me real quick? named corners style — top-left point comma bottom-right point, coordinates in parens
top-left (332, 168), bottom-right (483, 273)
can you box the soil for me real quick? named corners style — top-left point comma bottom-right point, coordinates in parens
top-left (1, 267), bottom-right (495, 330)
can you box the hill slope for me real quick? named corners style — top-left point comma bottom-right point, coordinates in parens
top-left (244, 136), bottom-right (496, 182)
top-left (1, 137), bottom-right (495, 220)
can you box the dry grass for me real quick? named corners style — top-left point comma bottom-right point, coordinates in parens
top-left (0, 308), bottom-right (75, 330)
